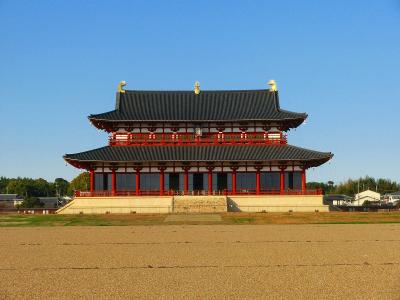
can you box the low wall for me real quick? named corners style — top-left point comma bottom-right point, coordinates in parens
top-left (57, 196), bottom-right (173, 214)
top-left (228, 195), bottom-right (329, 212)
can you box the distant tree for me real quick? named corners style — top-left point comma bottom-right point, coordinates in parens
top-left (4, 177), bottom-right (55, 198)
top-left (6, 178), bottom-right (29, 197)
top-left (33, 178), bottom-right (54, 197)
top-left (54, 178), bottom-right (70, 197)
top-left (68, 172), bottom-right (90, 195)
top-left (334, 176), bottom-right (399, 196)
top-left (0, 177), bottom-right (10, 193)
top-left (307, 182), bottom-right (335, 194)
top-left (21, 197), bottom-right (44, 208)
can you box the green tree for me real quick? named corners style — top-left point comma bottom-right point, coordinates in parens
top-left (68, 172), bottom-right (90, 195)
top-left (5, 177), bottom-right (55, 197)
top-left (21, 197), bottom-right (44, 208)
top-left (33, 178), bottom-right (54, 197)
top-left (0, 177), bottom-right (10, 193)
top-left (307, 182), bottom-right (335, 194)
top-left (329, 176), bottom-right (399, 196)
top-left (54, 178), bottom-right (70, 196)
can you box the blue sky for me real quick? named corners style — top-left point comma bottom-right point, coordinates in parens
top-left (0, 0), bottom-right (399, 184)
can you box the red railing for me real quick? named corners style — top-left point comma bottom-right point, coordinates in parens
top-left (75, 188), bottom-right (322, 197)
top-left (109, 132), bottom-right (287, 146)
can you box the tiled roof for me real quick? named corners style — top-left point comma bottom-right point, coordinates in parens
top-left (64, 145), bottom-right (332, 167)
top-left (89, 90), bottom-right (307, 125)
top-left (0, 194), bottom-right (22, 201)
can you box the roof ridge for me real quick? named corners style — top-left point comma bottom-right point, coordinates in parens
top-left (123, 89), bottom-right (270, 93)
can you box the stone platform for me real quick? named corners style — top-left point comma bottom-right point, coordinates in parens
top-left (57, 195), bottom-right (328, 214)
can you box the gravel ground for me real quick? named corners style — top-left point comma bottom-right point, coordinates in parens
top-left (0, 224), bottom-right (399, 299)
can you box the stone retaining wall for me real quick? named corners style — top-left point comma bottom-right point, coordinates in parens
top-left (57, 196), bottom-right (173, 214)
top-left (228, 195), bottom-right (329, 212)
top-left (57, 195), bottom-right (328, 214)
top-left (173, 196), bottom-right (227, 213)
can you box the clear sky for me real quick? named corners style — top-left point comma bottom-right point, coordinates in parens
top-left (0, 0), bottom-right (399, 184)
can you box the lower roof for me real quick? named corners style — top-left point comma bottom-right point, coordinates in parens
top-left (64, 145), bottom-right (332, 168)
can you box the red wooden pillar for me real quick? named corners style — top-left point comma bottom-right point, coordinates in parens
top-left (159, 167), bottom-right (165, 196)
top-left (301, 168), bottom-right (307, 194)
top-left (111, 168), bottom-right (117, 196)
top-left (135, 168), bottom-right (141, 196)
top-left (183, 167), bottom-right (190, 195)
top-left (255, 168), bottom-right (261, 195)
top-left (231, 167), bottom-right (237, 195)
top-left (279, 166), bottom-right (286, 195)
top-left (89, 169), bottom-right (95, 193)
top-left (207, 167), bottom-right (214, 195)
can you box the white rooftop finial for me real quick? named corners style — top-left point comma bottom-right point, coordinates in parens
top-left (194, 81), bottom-right (200, 95)
top-left (118, 80), bottom-right (127, 93)
top-left (268, 79), bottom-right (277, 92)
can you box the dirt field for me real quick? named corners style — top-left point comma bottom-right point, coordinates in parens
top-left (0, 224), bottom-right (399, 299)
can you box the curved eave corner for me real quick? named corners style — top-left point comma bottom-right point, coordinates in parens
top-left (88, 115), bottom-right (114, 132)
top-left (64, 154), bottom-right (93, 170)
top-left (306, 152), bottom-right (333, 168)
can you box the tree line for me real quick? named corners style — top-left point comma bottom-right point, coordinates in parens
top-left (1, 174), bottom-right (398, 206)
top-left (0, 173), bottom-right (90, 197)
top-left (307, 176), bottom-right (400, 196)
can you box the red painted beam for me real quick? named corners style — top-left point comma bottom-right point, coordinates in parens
top-left (280, 168), bottom-right (285, 195)
top-left (89, 169), bottom-right (95, 193)
top-left (231, 168), bottom-right (237, 195)
top-left (135, 169), bottom-right (141, 196)
top-left (256, 170), bottom-right (261, 195)
top-left (301, 168), bottom-right (306, 193)
top-left (111, 169), bottom-right (116, 196)
top-left (183, 169), bottom-right (189, 195)
top-left (208, 169), bottom-right (213, 195)
top-left (159, 168), bottom-right (165, 196)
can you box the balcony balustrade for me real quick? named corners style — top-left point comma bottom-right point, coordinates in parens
top-left (109, 132), bottom-right (287, 146)
top-left (75, 188), bottom-right (322, 197)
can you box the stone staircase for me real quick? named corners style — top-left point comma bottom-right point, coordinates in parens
top-left (172, 196), bottom-right (227, 213)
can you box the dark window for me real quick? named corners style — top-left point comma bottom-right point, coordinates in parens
top-left (116, 173), bottom-right (135, 191)
top-left (193, 173), bottom-right (204, 191)
top-left (237, 173), bottom-right (256, 191)
top-left (216, 173), bottom-right (228, 191)
top-left (169, 173), bottom-right (180, 191)
top-left (140, 174), bottom-right (159, 190)
top-left (260, 172), bottom-right (280, 191)
top-left (94, 173), bottom-right (104, 191)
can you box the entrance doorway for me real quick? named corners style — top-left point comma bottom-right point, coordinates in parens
top-left (169, 173), bottom-right (179, 191)
top-left (217, 173), bottom-right (228, 192)
top-left (193, 173), bottom-right (204, 191)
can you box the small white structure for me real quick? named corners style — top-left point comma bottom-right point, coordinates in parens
top-left (323, 194), bottom-right (353, 206)
top-left (383, 191), bottom-right (400, 204)
top-left (353, 189), bottom-right (381, 206)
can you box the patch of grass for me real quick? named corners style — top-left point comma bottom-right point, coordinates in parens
top-left (1, 212), bottom-right (400, 227)
top-left (232, 217), bottom-right (256, 224)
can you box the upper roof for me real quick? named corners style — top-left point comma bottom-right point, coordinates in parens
top-left (64, 144), bottom-right (332, 168)
top-left (323, 194), bottom-right (353, 201)
top-left (89, 89), bottom-right (307, 127)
